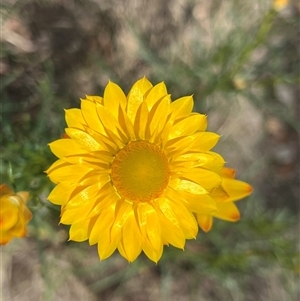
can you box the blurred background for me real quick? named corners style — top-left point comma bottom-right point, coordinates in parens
top-left (1, 0), bottom-right (299, 300)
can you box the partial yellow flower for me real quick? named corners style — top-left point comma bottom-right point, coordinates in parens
top-left (46, 77), bottom-right (248, 263)
top-left (197, 168), bottom-right (253, 232)
top-left (233, 76), bottom-right (247, 90)
top-left (0, 184), bottom-right (32, 245)
top-left (273, 0), bottom-right (289, 11)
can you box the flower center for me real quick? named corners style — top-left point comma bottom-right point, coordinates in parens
top-left (111, 141), bottom-right (170, 202)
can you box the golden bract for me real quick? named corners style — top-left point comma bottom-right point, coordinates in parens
top-left (197, 167), bottom-right (253, 232)
top-left (46, 77), bottom-right (252, 262)
top-left (0, 184), bottom-right (32, 245)
top-left (273, 0), bottom-right (289, 11)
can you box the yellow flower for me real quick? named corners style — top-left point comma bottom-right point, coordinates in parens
top-left (46, 77), bottom-right (250, 262)
top-left (0, 184), bottom-right (32, 245)
top-left (273, 0), bottom-right (289, 11)
top-left (197, 168), bottom-right (253, 232)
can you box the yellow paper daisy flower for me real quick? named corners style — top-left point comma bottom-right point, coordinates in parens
top-left (0, 184), bottom-right (32, 245)
top-left (273, 0), bottom-right (289, 11)
top-left (197, 168), bottom-right (253, 232)
top-left (46, 77), bottom-right (251, 262)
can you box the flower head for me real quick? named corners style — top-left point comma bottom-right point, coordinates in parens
top-left (197, 168), bottom-right (253, 232)
top-left (0, 184), bottom-right (32, 245)
top-left (46, 77), bottom-right (251, 262)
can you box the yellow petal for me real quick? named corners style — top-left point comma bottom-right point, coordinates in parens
top-left (219, 167), bottom-right (236, 179)
top-left (168, 114), bottom-right (207, 140)
top-left (0, 231), bottom-right (14, 245)
top-left (196, 214), bottom-right (213, 232)
top-left (63, 153), bottom-right (112, 166)
top-left (118, 106), bottom-right (136, 140)
top-left (174, 151), bottom-right (225, 172)
top-left (134, 101), bottom-right (149, 140)
top-left (148, 96), bottom-right (170, 138)
top-left (110, 200), bottom-right (133, 241)
top-left (65, 180), bottom-right (109, 209)
top-left (145, 82), bottom-right (168, 109)
top-left (85, 95), bottom-right (103, 104)
top-left (195, 113), bottom-right (207, 132)
top-left (49, 139), bottom-right (88, 158)
top-left (47, 164), bottom-right (93, 183)
top-left (166, 133), bottom-right (220, 158)
top-left (79, 172), bottom-right (111, 186)
top-left (170, 96), bottom-right (194, 120)
top-left (157, 197), bottom-right (179, 227)
top-left (69, 220), bottom-right (89, 241)
top-left (165, 135), bottom-right (193, 152)
top-left (1, 201), bottom-right (19, 230)
top-left (65, 128), bottom-right (104, 152)
top-left (60, 199), bottom-right (96, 224)
top-left (60, 208), bottom-right (80, 225)
top-left (87, 188), bottom-right (120, 219)
top-left (85, 127), bottom-right (121, 153)
top-left (166, 196), bottom-right (198, 239)
top-left (127, 77), bottom-right (153, 123)
top-left (15, 191), bottom-right (29, 203)
top-left (96, 104), bottom-right (127, 142)
top-left (9, 222), bottom-right (26, 237)
top-left (165, 186), bottom-right (217, 214)
top-left (179, 168), bottom-right (222, 192)
top-left (141, 236), bottom-right (163, 263)
top-left (155, 197), bottom-right (185, 249)
top-left (22, 206), bottom-right (32, 222)
top-left (210, 186), bottom-right (229, 203)
top-left (81, 99), bottom-right (106, 134)
top-left (46, 159), bottom-right (70, 175)
top-left (136, 203), bottom-right (161, 251)
top-left (89, 204), bottom-right (116, 246)
top-left (221, 178), bottom-right (253, 202)
top-left (65, 108), bottom-right (86, 130)
top-left (95, 212), bottom-right (119, 260)
top-left (181, 167), bottom-right (222, 191)
top-left (188, 132), bottom-right (220, 152)
top-left (117, 240), bottom-right (127, 260)
top-left (47, 182), bottom-right (78, 205)
top-left (98, 232), bottom-right (118, 260)
top-left (212, 202), bottom-right (240, 222)
top-left (103, 81), bottom-right (127, 119)
top-left (170, 178), bottom-right (208, 195)
top-left (0, 184), bottom-right (13, 197)
top-left (121, 212), bottom-right (142, 262)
